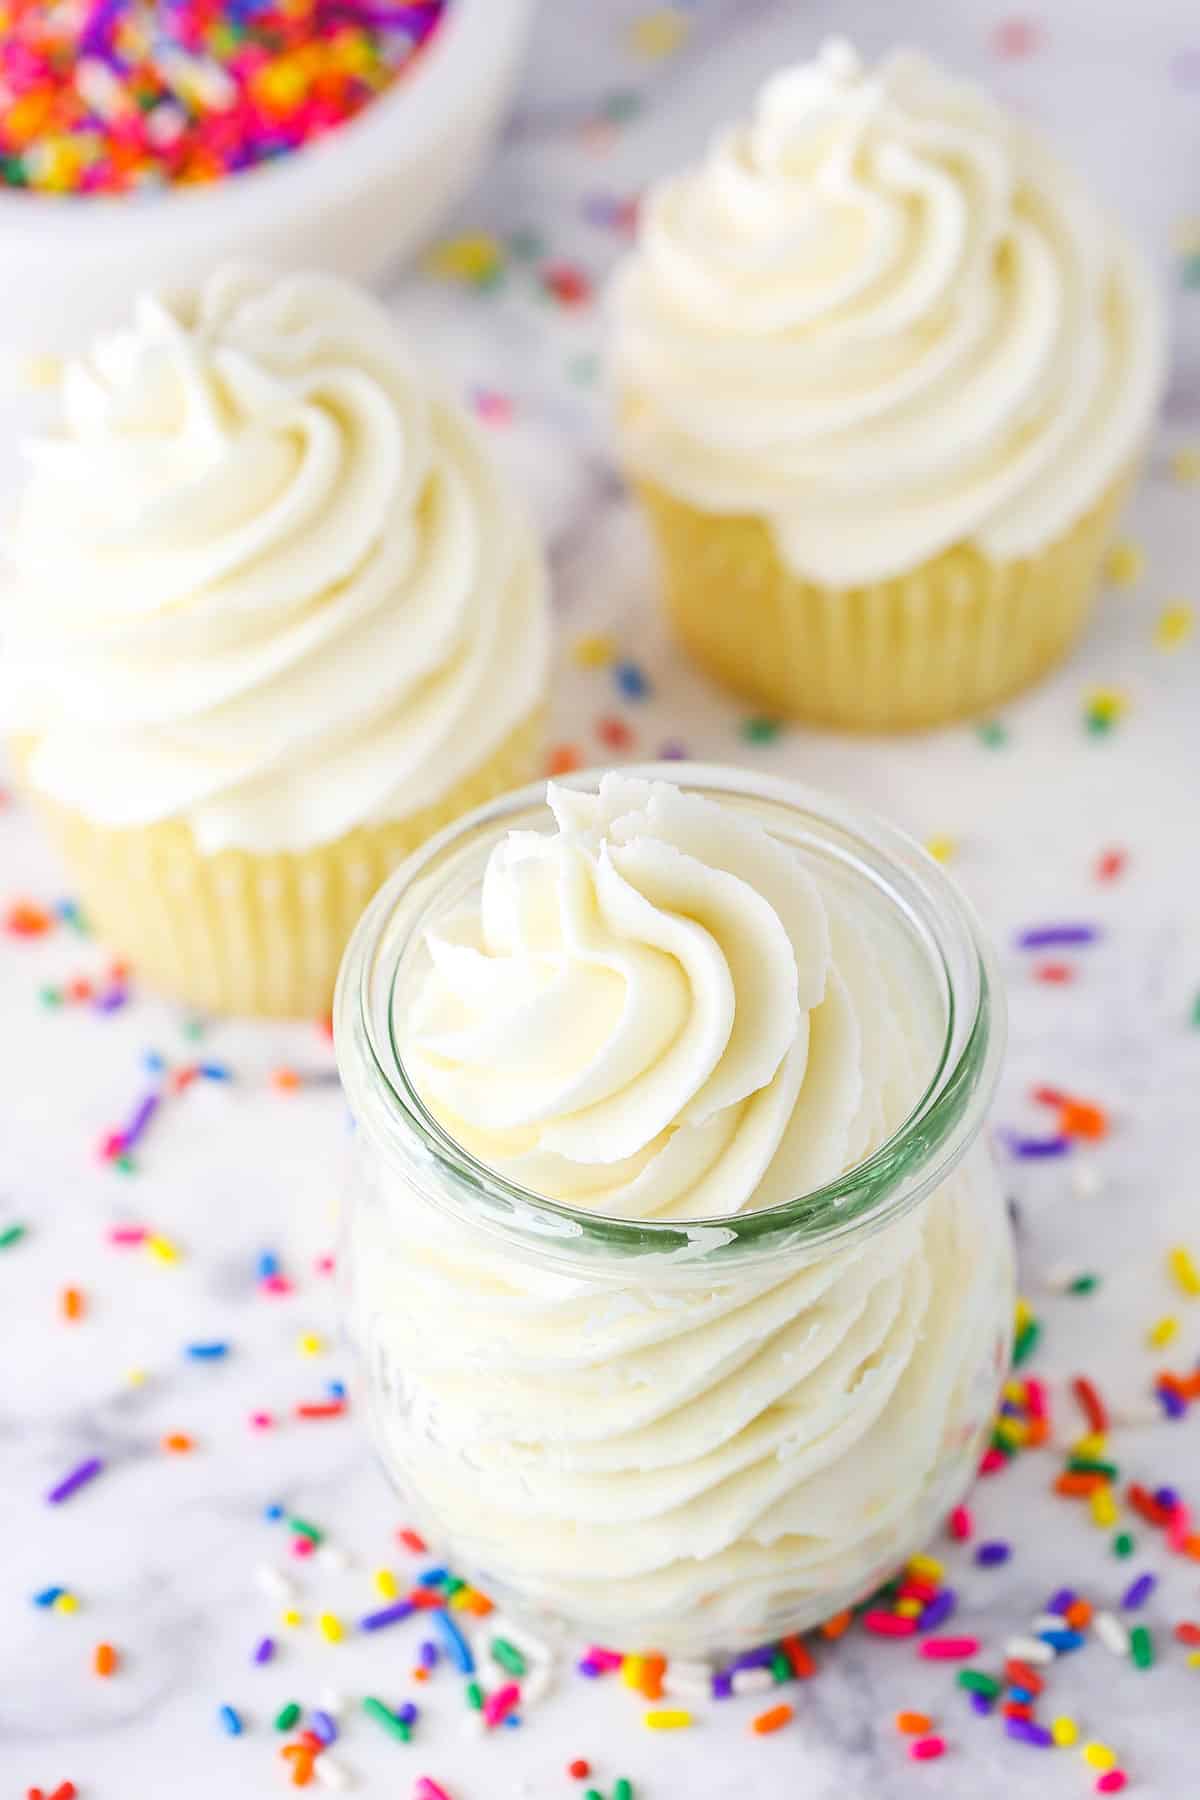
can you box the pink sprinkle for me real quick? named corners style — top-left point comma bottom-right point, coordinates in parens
top-left (291, 1536), bottom-right (316, 1558)
top-left (1024, 1376), bottom-right (1047, 1420)
top-left (584, 1646), bottom-right (625, 1670)
top-left (909, 1735), bottom-right (947, 1761)
top-left (482, 1681), bottom-right (520, 1728)
top-left (260, 1273), bottom-right (294, 1296)
top-left (920, 1637), bottom-right (980, 1661)
top-left (949, 1504), bottom-right (973, 1541)
top-left (979, 1447), bottom-right (1007, 1476)
top-left (1096, 1774), bottom-right (1127, 1795)
top-left (108, 1225), bottom-right (147, 1246)
top-left (249, 1411), bottom-right (274, 1431)
top-left (415, 1781), bottom-right (454, 1800)
top-left (863, 1611), bottom-right (918, 1638)
top-left (314, 1253), bottom-right (336, 1276)
top-left (1168, 1502), bottom-right (1193, 1552)
top-left (99, 1131), bottom-right (126, 1161)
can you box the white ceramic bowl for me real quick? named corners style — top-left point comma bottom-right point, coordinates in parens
top-left (0, 0), bottom-right (536, 354)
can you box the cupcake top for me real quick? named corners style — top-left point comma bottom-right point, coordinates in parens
top-left (2, 267), bottom-right (547, 854)
top-left (401, 774), bottom-right (940, 1221)
top-left (612, 40), bottom-right (1164, 587)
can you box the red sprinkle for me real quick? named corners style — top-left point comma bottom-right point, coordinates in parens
top-left (1071, 1375), bottom-right (1109, 1434)
top-left (567, 1761), bottom-right (591, 1781)
top-left (949, 1504), bottom-right (973, 1540)
top-left (1034, 961), bottom-right (1074, 983)
top-left (1095, 848), bottom-right (1128, 882)
top-left (909, 1736), bottom-right (947, 1761)
top-left (780, 1633), bottom-right (815, 1679)
top-left (920, 1637), bottom-right (979, 1661)
top-left (398, 1528), bottom-right (428, 1554)
top-left (1005, 1660), bottom-right (1044, 1695)
top-left (295, 1402), bottom-right (346, 1420)
top-left (1128, 1483), bottom-right (1171, 1526)
top-left (1174, 1621), bottom-right (1200, 1645)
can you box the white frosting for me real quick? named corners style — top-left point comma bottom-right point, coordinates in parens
top-left (613, 41), bottom-right (1164, 586)
top-left (347, 777), bottom-right (1012, 1646)
top-left (1, 267), bottom-right (548, 853)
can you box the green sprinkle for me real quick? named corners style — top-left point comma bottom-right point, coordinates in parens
top-left (740, 715), bottom-right (783, 745)
top-left (1130, 1624), bottom-right (1154, 1669)
top-left (113, 1153), bottom-right (136, 1174)
top-left (443, 1576), bottom-right (465, 1595)
top-left (490, 1637), bottom-right (527, 1677)
top-left (1184, 252), bottom-right (1200, 291)
top-left (39, 986), bottom-right (63, 1007)
top-left (988, 1430), bottom-right (1016, 1458)
top-left (770, 1649), bottom-right (791, 1684)
top-left (274, 1701), bottom-right (301, 1731)
top-left (508, 229), bottom-right (544, 261)
top-left (1113, 1531), bottom-right (1135, 1558)
top-left (956, 1669), bottom-right (1002, 1698)
top-left (1067, 1458), bottom-right (1120, 1479)
top-left (976, 720), bottom-right (1008, 748)
top-left (1069, 1273), bottom-right (1100, 1295)
top-left (182, 1016), bottom-right (206, 1040)
top-left (603, 89), bottom-right (641, 121)
top-left (465, 1680), bottom-right (484, 1711)
top-left (1191, 991), bottom-right (1200, 1029)
top-left (614, 1783), bottom-right (634, 1800)
top-left (287, 1516), bottom-right (323, 1544)
top-left (1012, 1318), bottom-right (1040, 1366)
top-left (583, 1791), bottom-right (605, 1800)
top-left (0, 1223), bottom-right (28, 1251)
top-left (363, 1695), bottom-right (410, 1740)
top-left (1085, 708), bottom-right (1116, 737)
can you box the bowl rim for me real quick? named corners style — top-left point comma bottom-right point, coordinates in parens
top-left (0, 0), bottom-right (536, 242)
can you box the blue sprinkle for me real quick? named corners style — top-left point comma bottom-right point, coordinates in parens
top-left (142, 1050), bottom-right (166, 1074)
top-left (504, 1712), bottom-right (521, 1728)
top-left (416, 1566), bottom-right (449, 1588)
top-left (197, 1062), bottom-right (233, 1081)
top-left (326, 1379), bottom-right (347, 1401)
top-left (1122, 1572), bottom-right (1157, 1609)
top-left (264, 1502), bottom-right (285, 1522)
top-left (33, 1586), bottom-right (64, 1608)
top-left (433, 1609), bottom-right (475, 1674)
top-left (185, 1342), bottom-right (230, 1360)
top-left (256, 1250), bottom-right (280, 1280)
top-left (614, 659), bottom-right (651, 700)
top-left (310, 1709), bottom-right (338, 1744)
top-left (396, 1701), bottom-right (418, 1726)
top-left (1037, 1628), bottom-right (1085, 1652)
top-left (218, 1704), bottom-right (243, 1736)
top-left (1008, 1686), bottom-right (1035, 1705)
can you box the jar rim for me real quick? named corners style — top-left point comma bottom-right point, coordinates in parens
top-left (334, 764), bottom-right (1006, 1270)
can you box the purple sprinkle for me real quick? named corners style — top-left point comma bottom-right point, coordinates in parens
top-left (359, 1600), bottom-right (416, 1632)
top-left (46, 1455), bottom-right (104, 1505)
top-left (120, 1090), bottom-right (160, 1152)
top-left (1154, 1486), bottom-right (1180, 1510)
top-left (975, 1541), bottom-right (1011, 1567)
top-left (711, 1670), bottom-right (733, 1700)
top-left (577, 1659), bottom-right (602, 1678)
top-left (94, 987), bottom-right (128, 1013)
top-left (1157, 1386), bottom-right (1187, 1420)
top-left (419, 1640), bottom-right (439, 1669)
top-left (658, 740), bottom-right (689, 761)
top-left (726, 1644), bottom-right (777, 1674)
top-left (918, 1589), bottom-right (957, 1631)
top-left (396, 1702), bottom-right (418, 1726)
top-left (1014, 924), bottom-right (1100, 950)
top-left (310, 1709), bottom-right (338, 1744)
top-left (1047, 1587), bottom-right (1076, 1614)
top-left (969, 1691), bottom-right (994, 1716)
top-left (1005, 1131), bottom-right (1071, 1160)
top-left (1122, 1572), bottom-right (1157, 1609)
top-left (253, 1635), bottom-right (275, 1665)
top-left (1005, 1717), bottom-right (1054, 1748)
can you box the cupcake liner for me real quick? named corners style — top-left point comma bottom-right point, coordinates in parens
top-left (636, 473), bottom-right (1135, 731)
top-left (19, 710), bottom-right (543, 1019)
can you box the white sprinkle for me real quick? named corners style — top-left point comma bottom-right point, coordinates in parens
top-left (314, 1752), bottom-right (352, 1790)
top-left (663, 1659), bottom-right (714, 1699)
top-left (1004, 1636), bottom-right (1055, 1664)
top-left (254, 1564), bottom-right (295, 1602)
top-left (1030, 1613), bottom-right (1065, 1634)
top-left (318, 1688), bottom-right (347, 1717)
top-left (731, 1667), bottom-right (774, 1696)
top-left (1070, 1163), bottom-right (1102, 1199)
top-left (520, 1662), bottom-right (553, 1707)
top-left (144, 102), bottom-right (186, 148)
top-left (1095, 1611), bottom-right (1130, 1657)
top-left (315, 1545), bottom-right (351, 1575)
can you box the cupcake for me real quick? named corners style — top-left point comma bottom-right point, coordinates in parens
top-left (612, 40), bottom-right (1164, 730)
top-left (2, 267), bottom-right (548, 1017)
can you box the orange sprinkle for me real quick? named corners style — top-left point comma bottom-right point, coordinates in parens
top-left (1065, 1599), bottom-right (1093, 1629)
top-left (5, 900), bottom-right (53, 936)
top-left (546, 743), bottom-right (584, 777)
top-left (93, 1642), bottom-right (118, 1677)
top-left (1025, 1416), bottom-right (1050, 1447)
top-left (821, 1609), bottom-right (853, 1639)
top-left (459, 1589), bottom-right (494, 1616)
top-left (637, 1652), bottom-right (666, 1699)
top-left (1059, 1099), bottom-right (1108, 1140)
top-left (412, 1666), bottom-right (429, 1682)
top-left (61, 1286), bottom-right (85, 1321)
top-left (161, 1432), bottom-right (194, 1454)
top-left (752, 1703), bottom-right (793, 1735)
top-left (895, 1711), bottom-right (933, 1735)
top-left (1056, 1470), bottom-right (1106, 1497)
top-left (271, 1068), bottom-right (301, 1093)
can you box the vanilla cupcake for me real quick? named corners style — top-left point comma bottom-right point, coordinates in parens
top-left (612, 41), bottom-right (1164, 730)
top-left (3, 268), bottom-right (548, 1016)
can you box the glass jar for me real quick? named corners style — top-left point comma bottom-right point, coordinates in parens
top-left (335, 766), bottom-right (1011, 1656)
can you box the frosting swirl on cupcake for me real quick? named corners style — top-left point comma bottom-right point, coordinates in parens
top-left (3, 267), bottom-right (547, 852)
top-left (405, 774), bottom-right (936, 1218)
top-left (613, 40), bottom-right (1163, 585)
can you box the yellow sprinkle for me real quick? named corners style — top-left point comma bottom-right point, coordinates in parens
top-left (1170, 446), bottom-right (1200, 485)
top-left (281, 1608), bottom-right (304, 1629)
top-left (906, 1553), bottom-right (943, 1582)
top-left (1073, 1431), bottom-right (1108, 1460)
top-left (425, 233), bottom-right (504, 282)
top-left (629, 7), bottom-right (690, 59)
top-left (1090, 1484), bottom-right (1119, 1528)
top-left (298, 1332), bottom-right (325, 1357)
top-left (16, 351), bottom-right (63, 389)
top-left (571, 631), bottom-right (617, 669)
top-left (1082, 1742), bottom-right (1118, 1771)
top-left (146, 1234), bottom-right (180, 1263)
top-left (894, 1598), bottom-right (923, 1619)
top-left (318, 1612), bottom-right (344, 1644)
top-left (1104, 540), bottom-right (1144, 587)
top-left (1155, 602), bottom-right (1194, 650)
top-left (53, 1591), bottom-right (79, 1614)
top-left (1085, 686), bottom-right (1129, 724)
top-left (621, 1654), bottom-right (645, 1690)
top-left (1051, 1716), bottom-right (1079, 1748)
top-left (1148, 1315), bottom-right (1179, 1348)
top-left (644, 1709), bottom-right (693, 1730)
top-left (924, 836), bottom-right (956, 865)
top-left (449, 1586), bottom-right (479, 1611)
top-left (993, 1418), bottom-right (1023, 1450)
top-left (1002, 1379), bottom-right (1027, 1404)
top-left (1168, 1245), bottom-right (1200, 1297)
top-left (1014, 1296), bottom-right (1033, 1333)
top-left (1188, 1650), bottom-right (1200, 1669)
top-left (373, 1568), bottom-right (399, 1600)
top-left (126, 1367), bottom-right (148, 1387)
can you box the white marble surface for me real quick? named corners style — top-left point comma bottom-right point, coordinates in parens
top-left (4, 2), bottom-right (1200, 1796)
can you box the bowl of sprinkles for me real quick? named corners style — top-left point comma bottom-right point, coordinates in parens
top-left (0, 0), bottom-right (535, 351)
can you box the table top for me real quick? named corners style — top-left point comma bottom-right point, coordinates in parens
top-left (4, 3), bottom-right (1200, 1798)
